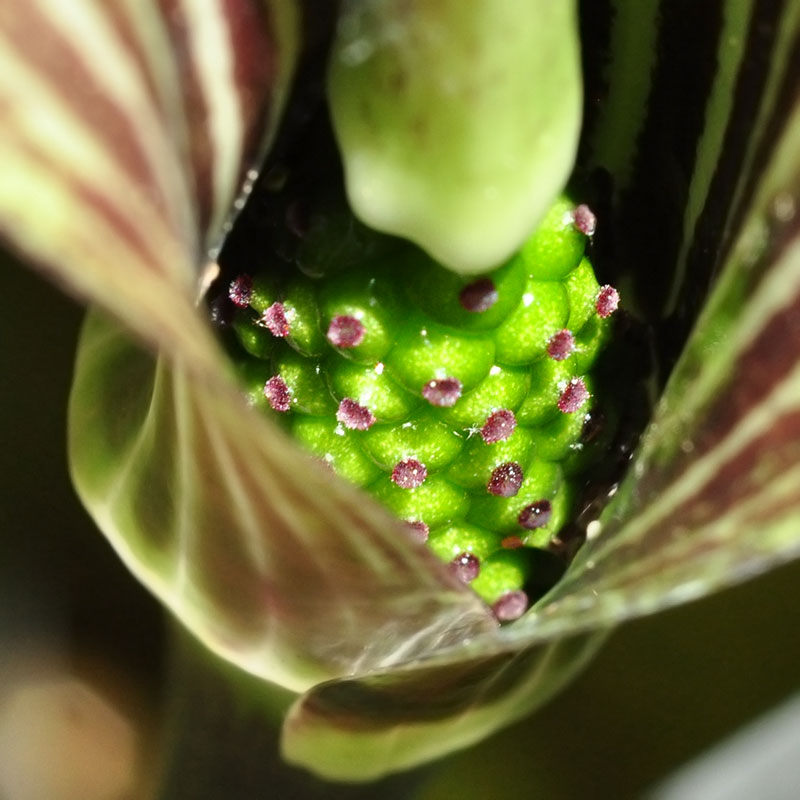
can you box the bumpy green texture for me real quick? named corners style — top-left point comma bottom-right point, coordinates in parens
top-left (226, 197), bottom-right (617, 621)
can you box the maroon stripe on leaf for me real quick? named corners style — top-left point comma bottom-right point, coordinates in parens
top-left (158, 0), bottom-right (215, 232)
top-left (6, 126), bottom-right (182, 279)
top-left (1, 3), bottom-right (179, 227)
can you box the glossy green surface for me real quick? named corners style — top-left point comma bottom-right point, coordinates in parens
top-left (229, 195), bottom-right (616, 611)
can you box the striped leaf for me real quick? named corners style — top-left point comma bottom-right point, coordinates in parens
top-left (584, 0), bottom-right (800, 331)
top-left (282, 3), bottom-right (800, 779)
top-left (0, 0), bottom-right (298, 364)
top-left (525, 0), bottom-right (800, 633)
top-left (7, 0), bottom-right (800, 784)
top-left (528, 108), bottom-right (800, 638)
top-left (1, 0), bottom-right (500, 691)
top-left (283, 631), bottom-right (606, 782)
top-left (0, 0), bottom-right (495, 696)
top-left (68, 310), bottom-right (497, 691)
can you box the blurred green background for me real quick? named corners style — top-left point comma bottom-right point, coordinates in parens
top-left (2, 253), bottom-right (800, 799)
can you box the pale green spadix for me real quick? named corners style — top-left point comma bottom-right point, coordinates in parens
top-left (327, 0), bottom-right (583, 274)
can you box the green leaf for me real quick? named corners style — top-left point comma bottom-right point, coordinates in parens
top-left (282, 631), bottom-right (605, 782)
top-left (328, 0), bottom-right (582, 273)
top-left (529, 100), bottom-right (800, 638)
top-left (0, 0), bottom-right (498, 695)
top-left (7, 0), bottom-right (800, 785)
top-left (280, 4), bottom-right (800, 779)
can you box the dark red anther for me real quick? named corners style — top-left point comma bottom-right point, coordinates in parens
top-left (558, 378), bottom-right (589, 413)
top-left (422, 377), bottom-right (462, 407)
top-left (518, 500), bottom-right (552, 530)
top-left (458, 278), bottom-right (499, 313)
top-left (228, 274), bottom-right (253, 308)
top-left (596, 285), bottom-right (620, 318)
top-left (391, 459), bottom-right (427, 489)
top-left (573, 204), bottom-right (597, 236)
top-left (480, 409), bottom-right (516, 443)
top-left (259, 302), bottom-right (289, 338)
top-left (450, 552), bottom-right (480, 583)
top-left (492, 590), bottom-right (529, 622)
top-left (336, 398), bottom-right (376, 431)
top-left (547, 329), bottom-right (576, 361)
top-left (327, 315), bottom-right (365, 348)
top-left (264, 375), bottom-right (291, 412)
top-left (487, 462), bottom-right (524, 497)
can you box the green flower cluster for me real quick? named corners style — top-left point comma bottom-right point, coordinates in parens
top-left (226, 196), bottom-right (618, 621)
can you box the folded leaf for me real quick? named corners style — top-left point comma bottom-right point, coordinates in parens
top-left (69, 312), bottom-right (498, 691)
top-left (0, 0), bottom-right (298, 363)
top-left (532, 100), bottom-right (800, 636)
top-left (282, 4), bottom-right (800, 779)
top-left (586, 0), bottom-right (800, 325)
top-left (283, 631), bottom-right (605, 782)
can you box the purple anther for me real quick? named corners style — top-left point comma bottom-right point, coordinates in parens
top-left (596, 285), bottom-right (620, 318)
top-left (228, 274), bottom-right (253, 308)
top-left (259, 302), bottom-right (289, 338)
top-left (327, 315), bottom-right (365, 348)
top-left (391, 459), bottom-right (427, 489)
top-left (492, 590), bottom-right (529, 622)
top-left (406, 520), bottom-right (430, 542)
top-left (459, 278), bottom-right (499, 313)
top-left (264, 375), bottom-right (291, 412)
top-left (487, 462), bottom-right (524, 498)
top-left (558, 378), bottom-right (590, 413)
top-left (480, 409), bottom-right (517, 444)
top-left (336, 398), bottom-right (376, 431)
top-left (547, 329), bottom-right (576, 361)
top-left (573, 204), bottom-right (597, 236)
top-left (518, 500), bottom-right (552, 530)
top-left (450, 552), bottom-right (480, 583)
top-left (422, 377), bottom-right (462, 408)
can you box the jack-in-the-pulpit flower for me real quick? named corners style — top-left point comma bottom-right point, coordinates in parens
top-left (2, 0), bottom-right (800, 783)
